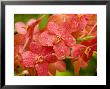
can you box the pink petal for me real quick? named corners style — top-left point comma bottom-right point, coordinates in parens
top-left (39, 31), bottom-right (54, 46)
top-left (44, 53), bottom-right (58, 63)
top-left (29, 42), bottom-right (43, 55)
top-left (22, 51), bottom-right (36, 68)
top-left (33, 32), bottom-right (41, 42)
top-left (41, 46), bottom-right (54, 56)
top-left (61, 22), bottom-right (73, 34)
top-left (47, 22), bottom-right (59, 35)
top-left (33, 25), bottom-right (39, 34)
top-left (69, 15), bottom-right (79, 32)
top-left (79, 15), bottom-right (88, 30)
top-left (62, 34), bottom-right (76, 47)
top-left (27, 18), bottom-right (36, 26)
top-left (71, 44), bottom-right (85, 59)
top-left (53, 41), bottom-right (70, 60)
top-left (55, 61), bottom-right (66, 72)
top-left (35, 62), bottom-right (48, 76)
top-left (16, 28), bottom-right (27, 35)
top-left (15, 22), bottom-right (27, 34)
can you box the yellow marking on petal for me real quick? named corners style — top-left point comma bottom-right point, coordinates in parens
top-left (35, 56), bottom-right (44, 64)
top-left (84, 47), bottom-right (91, 56)
top-left (54, 35), bottom-right (62, 44)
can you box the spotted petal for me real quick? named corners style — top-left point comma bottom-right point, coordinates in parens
top-left (53, 41), bottom-right (70, 60)
top-left (62, 34), bottom-right (76, 47)
top-left (44, 53), bottom-right (58, 63)
top-left (39, 31), bottom-right (54, 46)
top-left (22, 51), bottom-right (36, 68)
top-left (29, 42), bottom-right (43, 55)
top-left (35, 62), bottom-right (48, 76)
top-left (71, 44), bottom-right (85, 59)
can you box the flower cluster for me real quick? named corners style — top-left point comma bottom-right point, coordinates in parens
top-left (14, 14), bottom-right (97, 76)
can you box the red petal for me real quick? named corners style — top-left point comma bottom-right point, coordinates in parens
top-left (22, 51), bottom-right (36, 68)
top-left (33, 32), bottom-right (41, 42)
top-left (80, 59), bottom-right (88, 68)
top-left (71, 44), bottom-right (85, 59)
top-left (47, 22), bottom-right (59, 35)
top-left (14, 34), bottom-right (25, 46)
top-left (90, 44), bottom-right (97, 51)
top-left (29, 42), bottom-right (43, 54)
top-left (55, 61), bottom-right (66, 72)
top-left (62, 34), bottom-right (76, 47)
top-left (44, 53), bottom-right (58, 63)
top-left (80, 36), bottom-right (97, 46)
top-left (14, 45), bottom-right (20, 57)
top-left (35, 62), bottom-right (48, 76)
top-left (68, 15), bottom-right (79, 32)
top-left (41, 46), bottom-right (54, 56)
top-left (72, 58), bottom-right (81, 76)
top-left (48, 63), bottom-right (56, 76)
top-left (49, 14), bottom-right (68, 25)
top-left (14, 45), bottom-right (24, 57)
top-left (53, 41), bottom-right (70, 60)
top-left (39, 31), bottom-right (54, 46)
top-left (79, 15), bottom-right (88, 30)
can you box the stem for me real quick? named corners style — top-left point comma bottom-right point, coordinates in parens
top-left (88, 23), bottom-right (97, 35)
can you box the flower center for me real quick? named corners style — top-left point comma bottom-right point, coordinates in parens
top-left (84, 47), bottom-right (91, 56)
top-left (36, 56), bottom-right (44, 63)
top-left (54, 35), bottom-right (62, 44)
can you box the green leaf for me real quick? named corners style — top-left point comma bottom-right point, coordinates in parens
top-left (56, 70), bottom-right (74, 76)
top-left (77, 36), bottom-right (94, 43)
top-left (38, 14), bottom-right (49, 30)
top-left (64, 59), bottom-right (74, 73)
top-left (79, 54), bottom-right (97, 76)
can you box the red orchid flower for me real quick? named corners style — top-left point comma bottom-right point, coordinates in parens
top-left (39, 15), bottom-right (76, 60)
top-left (14, 16), bottom-right (45, 74)
top-left (71, 36), bottom-right (97, 75)
top-left (21, 41), bottom-right (58, 76)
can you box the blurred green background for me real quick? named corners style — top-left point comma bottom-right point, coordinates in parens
top-left (14, 14), bottom-right (97, 76)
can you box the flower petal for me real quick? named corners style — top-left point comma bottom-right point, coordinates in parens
top-left (55, 61), bottom-right (66, 72)
top-left (14, 34), bottom-right (25, 46)
top-left (72, 58), bottom-right (81, 76)
top-left (48, 63), bottom-right (56, 76)
top-left (41, 46), bottom-right (54, 56)
top-left (35, 62), bottom-right (48, 76)
top-left (47, 22), bottom-right (59, 35)
top-left (71, 44), bottom-right (85, 59)
top-left (39, 31), bottom-right (54, 46)
top-left (80, 36), bottom-right (97, 46)
top-left (29, 42), bottom-right (43, 54)
top-left (15, 22), bottom-right (27, 34)
top-left (63, 34), bottom-right (76, 47)
top-left (53, 41), bottom-right (70, 60)
top-left (27, 19), bottom-right (36, 26)
top-left (22, 51), bottom-right (36, 68)
top-left (44, 53), bottom-right (58, 63)
top-left (79, 15), bottom-right (88, 30)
